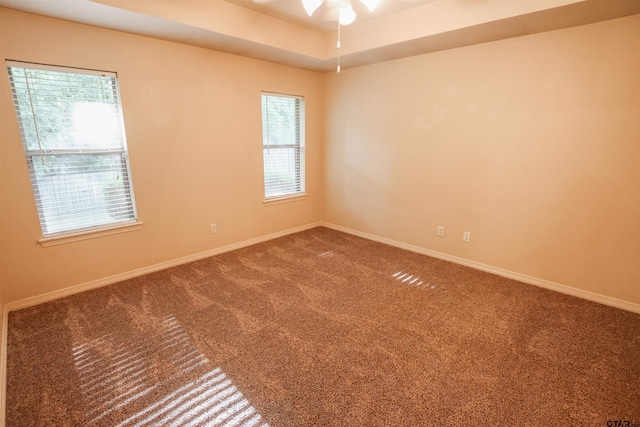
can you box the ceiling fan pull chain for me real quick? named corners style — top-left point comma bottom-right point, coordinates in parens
top-left (337, 21), bottom-right (341, 73)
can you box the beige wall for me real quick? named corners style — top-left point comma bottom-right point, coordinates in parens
top-left (1, 8), bottom-right (638, 308)
top-left (325, 15), bottom-right (640, 305)
top-left (0, 8), bottom-right (324, 303)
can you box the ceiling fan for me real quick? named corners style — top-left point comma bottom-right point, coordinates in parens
top-left (250, 0), bottom-right (382, 26)
top-left (248, 0), bottom-right (402, 72)
top-left (301, 0), bottom-right (380, 25)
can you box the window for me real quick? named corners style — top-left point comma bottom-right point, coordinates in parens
top-left (261, 93), bottom-right (305, 200)
top-left (7, 61), bottom-right (138, 238)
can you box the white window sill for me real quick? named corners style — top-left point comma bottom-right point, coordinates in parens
top-left (38, 221), bottom-right (143, 247)
top-left (263, 193), bottom-right (308, 206)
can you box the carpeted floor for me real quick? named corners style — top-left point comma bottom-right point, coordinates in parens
top-left (6, 227), bottom-right (640, 426)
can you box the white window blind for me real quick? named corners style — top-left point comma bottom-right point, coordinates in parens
top-left (6, 61), bottom-right (137, 237)
top-left (261, 93), bottom-right (305, 199)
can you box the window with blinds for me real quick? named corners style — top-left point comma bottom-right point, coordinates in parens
top-left (6, 61), bottom-right (138, 237)
top-left (261, 93), bottom-right (305, 199)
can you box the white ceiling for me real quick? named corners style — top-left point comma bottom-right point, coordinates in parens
top-left (0, 0), bottom-right (638, 72)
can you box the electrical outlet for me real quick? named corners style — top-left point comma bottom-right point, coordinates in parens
top-left (437, 226), bottom-right (445, 237)
top-left (210, 223), bottom-right (217, 234)
top-left (463, 231), bottom-right (471, 242)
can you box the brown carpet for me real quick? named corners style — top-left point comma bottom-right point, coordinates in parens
top-left (6, 227), bottom-right (640, 426)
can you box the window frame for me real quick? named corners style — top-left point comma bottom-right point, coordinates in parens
top-left (6, 60), bottom-right (141, 245)
top-left (261, 92), bottom-right (306, 203)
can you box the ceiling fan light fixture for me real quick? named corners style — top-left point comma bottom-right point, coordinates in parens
top-left (301, 0), bottom-right (324, 16)
top-left (359, 0), bottom-right (380, 12)
top-left (338, 2), bottom-right (356, 26)
top-left (299, 0), bottom-right (381, 72)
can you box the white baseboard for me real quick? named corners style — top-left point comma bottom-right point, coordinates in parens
top-left (1, 221), bottom-right (638, 427)
top-left (0, 221), bottom-right (321, 427)
top-left (321, 222), bottom-right (640, 314)
top-left (4, 222), bottom-right (322, 313)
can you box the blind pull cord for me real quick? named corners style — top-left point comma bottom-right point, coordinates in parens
top-left (25, 69), bottom-right (46, 165)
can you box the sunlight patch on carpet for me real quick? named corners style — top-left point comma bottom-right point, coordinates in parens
top-left (318, 250), bottom-right (335, 258)
top-left (72, 315), bottom-right (268, 426)
top-left (117, 368), bottom-right (268, 427)
top-left (392, 271), bottom-right (425, 286)
top-left (392, 271), bottom-right (441, 289)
